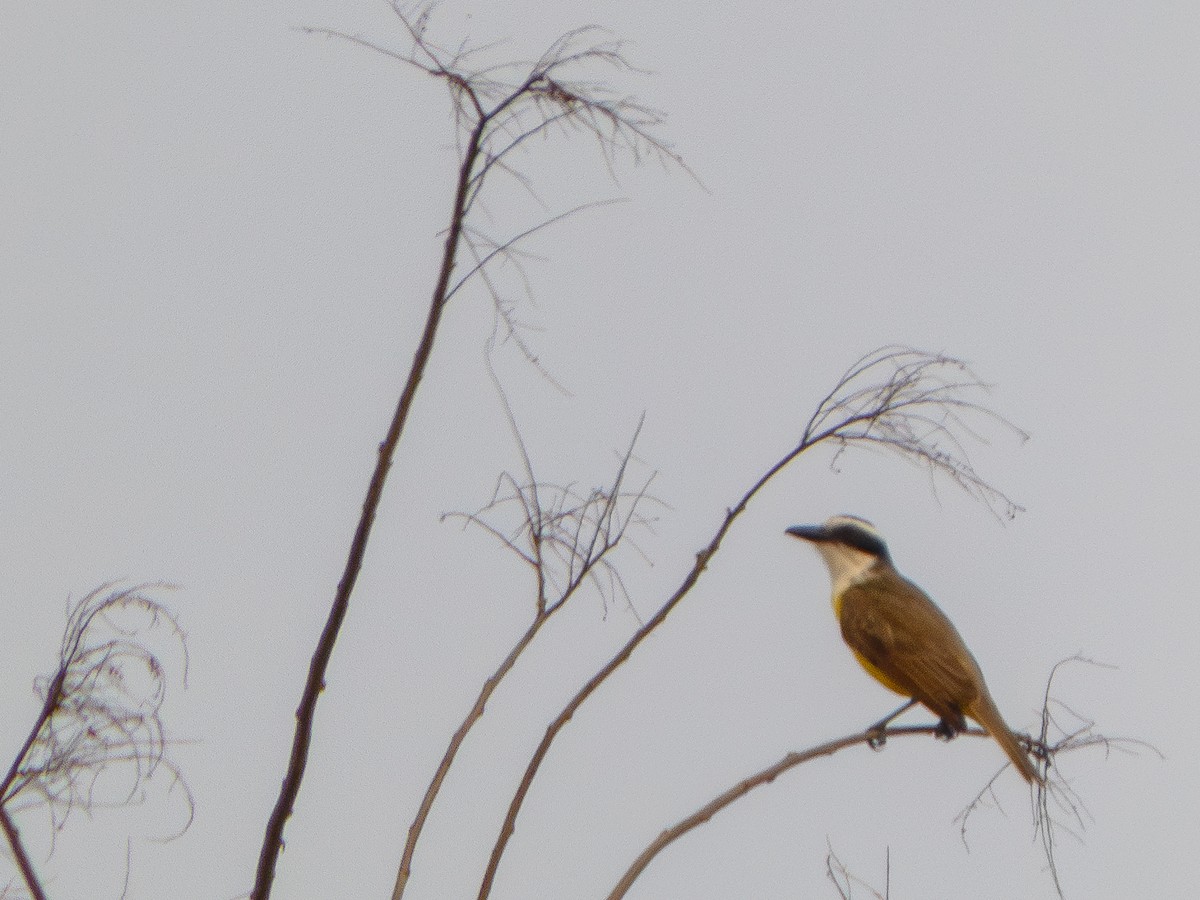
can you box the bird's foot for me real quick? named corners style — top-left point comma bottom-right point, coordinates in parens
top-left (934, 718), bottom-right (960, 742)
top-left (864, 699), bottom-right (919, 750)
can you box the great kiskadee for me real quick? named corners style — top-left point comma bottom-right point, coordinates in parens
top-left (786, 515), bottom-right (1041, 784)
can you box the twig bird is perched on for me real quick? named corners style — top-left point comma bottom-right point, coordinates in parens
top-left (786, 515), bottom-right (1042, 784)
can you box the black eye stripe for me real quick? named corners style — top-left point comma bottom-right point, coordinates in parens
top-left (828, 524), bottom-right (889, 559)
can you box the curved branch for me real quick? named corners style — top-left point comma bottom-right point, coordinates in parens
top-left (611, 653), bottom-right (1144, 900)
top-left (606, 724), bottom-right (982, 900)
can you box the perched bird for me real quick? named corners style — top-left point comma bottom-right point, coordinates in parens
top-left (786, 514), bottom-right (1041, 784)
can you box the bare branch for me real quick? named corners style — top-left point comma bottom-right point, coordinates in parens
top-left (826, 843), bottom-right (888, 900)
top-left (475, 250), bottom-right (573, 397)
top-left (0, 808), bottom-right (45, 900)
top-left (249, 50), bottom-right (486, 896)
top-left (448, 428), bottom-right (655, 619)
top-left (445, 199), bottom-right (626, 304)
top-left (301, 4), bottom-right (695, 370)
top-left (605, 724), bottom-right (989, 900)
top-left (613, 653), bottom-right (1148, 900)
top-left (802, 346), bottom-right (1027, 520)
top-left (604, 652), bottom-right (1145, 898)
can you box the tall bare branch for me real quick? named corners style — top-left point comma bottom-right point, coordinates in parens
top-left (249, 76), bottom-right (479, 900)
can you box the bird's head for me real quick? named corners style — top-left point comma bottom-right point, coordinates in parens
top-left (786, 515), bottom-right (891, 590)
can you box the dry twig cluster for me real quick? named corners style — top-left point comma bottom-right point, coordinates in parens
top-left (1, 585), bottom-right (190, 900)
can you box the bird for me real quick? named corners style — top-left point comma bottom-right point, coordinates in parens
top-left (785, 514), bottom-right (1041, 784)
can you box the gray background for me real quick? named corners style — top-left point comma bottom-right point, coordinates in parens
top-left (2, 2), bottom-right (1194, 898)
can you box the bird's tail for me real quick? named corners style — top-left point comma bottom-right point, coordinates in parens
top-left (967, 694), bottom-right (1042, 785)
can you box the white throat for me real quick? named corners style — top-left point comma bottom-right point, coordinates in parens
top-left (811, 543), bottom-right (881, 594)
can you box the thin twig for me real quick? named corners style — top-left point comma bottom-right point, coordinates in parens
top-left (956, 655), bottom-right (1160, 899)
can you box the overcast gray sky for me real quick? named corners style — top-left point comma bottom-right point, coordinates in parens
top-left (2, 2), bottom-right (1197, 898)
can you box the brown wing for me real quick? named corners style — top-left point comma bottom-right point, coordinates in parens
top-left (838, 576), bottom-right (984, 728)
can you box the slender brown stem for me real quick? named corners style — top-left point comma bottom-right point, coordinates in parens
top-left (248, 114), bottom-right (488, 900)
top-left (391, 613), bottom-right (547, 900)
top-left (0, 670), bottom-right (63, 803)
top-left (605, 725), bottom-right (974, 900)
top-left (0, 805), bottom-right (49, 900)
top-left (0, 664), bottom-right (65, 900)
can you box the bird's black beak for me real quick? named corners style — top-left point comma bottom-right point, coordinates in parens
top-left (785, 525), bottom-right (826, 542)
